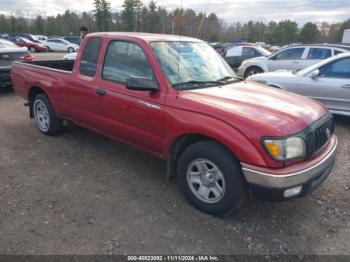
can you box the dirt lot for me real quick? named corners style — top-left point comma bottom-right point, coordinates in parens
top-left (0, 59), bottom-right (349, 255)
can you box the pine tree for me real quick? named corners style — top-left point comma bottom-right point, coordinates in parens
top-left (122, 0), bottom-right (143, 31)
top-left (148, 0), bottom-right (159, 33)
top-left (93, 0), bottom-right (111, 31)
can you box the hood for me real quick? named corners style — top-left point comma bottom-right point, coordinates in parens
top-left (178, 81), bottom-right (327, 137)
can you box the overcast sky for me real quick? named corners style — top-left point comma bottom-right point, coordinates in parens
top-left (1, 0), bottom-right (350, 25)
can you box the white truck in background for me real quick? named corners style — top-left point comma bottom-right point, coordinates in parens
top-left (342, 29), bottom-right (350, 44)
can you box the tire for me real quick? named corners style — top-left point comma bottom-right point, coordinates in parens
top-left (244, 66), bottom-right (263, 78)
top-left (33, 93), bottom-right (62, 136)
top-left (177, 140), bottom-right (248, 216)
top-left (46, 46), bottom-right (51, 52)
top-left (68, 47), bottom-right (74, 53)
top-left (29, 46), bottom-right (36, 53)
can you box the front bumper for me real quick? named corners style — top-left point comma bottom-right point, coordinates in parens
top-left (241, 135), bottom-right (337, 201)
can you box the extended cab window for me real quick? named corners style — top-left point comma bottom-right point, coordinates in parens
top-left (79, 38), bottom-right (102, 77)
top-left (307, 48), bottom-right (331, 59)
top-left (102, 41), bottom-right (154, 84)
top-left (275, 48), bottom-right (305, 60)
top-left (319, 58), bottom-right (350, 78)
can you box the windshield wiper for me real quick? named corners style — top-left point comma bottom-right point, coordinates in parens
top-left (172, 80), bottom-right (221, 88)
top-left (216, 76), bottom-right (244, 82)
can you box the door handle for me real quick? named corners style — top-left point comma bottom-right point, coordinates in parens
top-left (341, 84), bottom-right (350, 89)
top-left (96, 88), bottom-right (106, 96)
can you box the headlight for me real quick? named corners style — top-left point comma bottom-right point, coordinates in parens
top-left (263, 137), bottom-right (306, 161)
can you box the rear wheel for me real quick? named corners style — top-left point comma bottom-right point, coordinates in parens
top-left (46, 46), bottom-right (51, 52)
top-left (244, 66), bottom-right (263, 78)
top-left (33, 94), bottom-right (62, 135)
top-left (177, 141), bottom-right (248, 216)
top-left (68, 47), bottom-right (74, 53)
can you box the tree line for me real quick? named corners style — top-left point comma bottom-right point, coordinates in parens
top-left (0, 0), bottom-right (349, 45)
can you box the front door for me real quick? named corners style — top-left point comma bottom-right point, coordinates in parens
top-left (267, 47), bottom-right (306, 72)
top-left (93, 40), bottom-right (166, 156)
top-left (297, 57), bottom-right (350, 114)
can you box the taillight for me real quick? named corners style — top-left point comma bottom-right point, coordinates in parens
top-left (24, 53), bottom-right (34, 61)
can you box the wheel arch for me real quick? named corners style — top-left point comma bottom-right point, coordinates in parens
top-left (28, 86), bottom-right (46, 118)
top-left (165, 130), bottom-right (265, 180)
top-left (244, 65), bottom-right (265, 78)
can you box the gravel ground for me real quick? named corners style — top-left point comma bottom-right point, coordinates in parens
top-left (0, 90), bottom-right (349, 255)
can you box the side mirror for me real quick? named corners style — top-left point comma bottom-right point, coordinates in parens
top-left (126, 75), bottom-right (159, 92)
top-left (269, 55), bottom-right (276, 60)
top-left (310, 69), bottom-right (320, 79)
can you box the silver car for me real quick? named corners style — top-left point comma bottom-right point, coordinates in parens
top-left (247, 53), bottom-right (350, 116)
top-left (238, 44), bottom-right (350, 78)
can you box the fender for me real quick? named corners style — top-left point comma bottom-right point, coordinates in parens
top-left (163, 107), bottom-right (267, 167)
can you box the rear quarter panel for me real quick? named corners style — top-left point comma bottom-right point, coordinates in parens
top-left (11, 62), bottom-right (72, 118)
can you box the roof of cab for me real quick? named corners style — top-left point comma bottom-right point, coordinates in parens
top-left (87, 32), bottom-right (204, 43)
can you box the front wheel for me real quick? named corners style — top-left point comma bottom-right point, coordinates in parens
top-left (68, 47), bottom-right (74, 53)
top-left (29, 46), bottom-right (36, 53)
top-left (33, 94), bottom-right (62, 135)
top-left (177, 141), bottom-right (248, 216)
top-left (244, 66), bottom-right (263, 78)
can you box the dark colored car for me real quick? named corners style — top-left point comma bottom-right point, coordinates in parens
top-left (16, 37), bottom-right (47, 53)
top-left (223, 44), bottom-right (271, 70)
top-left (210, 42), bottom-right (230, 56)
top-left (0, 38), bottom-right (32, 90)
top-left (64, 36), bottom-right (81, 46)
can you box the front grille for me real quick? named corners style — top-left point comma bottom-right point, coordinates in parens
top-left (306, 117), bottom-right (334, 156)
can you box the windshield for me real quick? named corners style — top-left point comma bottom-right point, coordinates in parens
top-left (256, 46), bottom-right (271, 56)
top-left (150, 41), bottom-right (237, 89)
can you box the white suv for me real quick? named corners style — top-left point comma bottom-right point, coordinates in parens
top-left (237, 44), bottom-right (350, 78)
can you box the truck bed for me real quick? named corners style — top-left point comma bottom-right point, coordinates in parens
top-left (21, 60), bottom-right (75, 72)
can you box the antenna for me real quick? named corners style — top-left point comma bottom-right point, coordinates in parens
top-left (176, 0), bottom-right (183, 85)
top-left (196, 0), bottom-right (211, 38)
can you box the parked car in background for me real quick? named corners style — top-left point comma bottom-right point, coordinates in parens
top-left (3, 33), bottom-right (20, 43)
top-left (223, 44), bottom-right (271, 70)
top-left (238, 44), bottom-right (350, 78)
top-left (18, 34), bottom-right (41, 43)
top-left (64, 36), bottom-right (81, 46)
top-left (12, 32), bottom-right (337, 215)
top-left (63, 52), bottom-right (77, 60)
top-left (16, 37), bottom-right (47, 53)
top-left (247, 53), bottom-right (350, 116)
top-left (43, 38), bottom-right (79, 52)
top-left (210, 42), bottom-right (230, 56)
top-left (0, 38), bottom-right (32, 90)
top-left (35, 35), bottom-right (48, 42)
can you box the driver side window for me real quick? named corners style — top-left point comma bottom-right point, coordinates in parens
top-left (319, 58), bottom-right (350, 78)
top-left (275, 48), bottom-right (305, 60)
top-left (102, 41), bottom-right (154, 84)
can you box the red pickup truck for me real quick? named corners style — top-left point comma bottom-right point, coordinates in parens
top-left (12, 33), bottom-right (338, 216)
